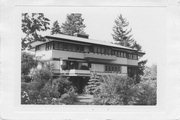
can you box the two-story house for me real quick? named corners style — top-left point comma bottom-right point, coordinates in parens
top-left (30, 34), bottom-right (145, 77)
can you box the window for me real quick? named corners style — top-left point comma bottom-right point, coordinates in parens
top-left (36, 46), bottom-right (40, 51)
top-left (46, 42), bottom-right (52, 50)
top-left (123, 52), bottom-right (126, 58)
top-left (101, 47), bottom-right (105, 54)
top-left (97, 47), bottom-right (101, 54)
top-left (63, 43), bottom-right (68, 50)
top-left (121, 52), bottom-right (123, 57)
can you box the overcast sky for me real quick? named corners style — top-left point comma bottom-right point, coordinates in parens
top-left (42, 7), bottom-right (165, 66)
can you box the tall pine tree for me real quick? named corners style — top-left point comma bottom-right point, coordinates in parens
top-left (61, 13), bottom-right (86, 36)
top-left (112, 14), bottom-right (134, 47)
top-left (51, 20), bottom-right (61, 35)
top-left (112, 14), bottom-right (146, 83)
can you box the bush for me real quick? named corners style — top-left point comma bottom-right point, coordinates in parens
top-left (21, 75), bottom-right (32, 82)
top-left (52, 77), bottom-right (72, 95)
top-left (93, 75), bottom-right (135, 105)
top-left (129, 79), bottom-right (157, 105)
top-left (21, 52), bottom-right (37, 75)
top-left (60, 90), bottom-right (77, 104)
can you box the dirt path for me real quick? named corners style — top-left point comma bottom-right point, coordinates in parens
top-left (74, 94), bottom-right (94, 105)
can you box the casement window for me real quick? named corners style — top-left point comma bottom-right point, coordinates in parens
top-left (105, 64), bottom-right (121, 73)
top-left (123, 52), bottom-right (126, 58)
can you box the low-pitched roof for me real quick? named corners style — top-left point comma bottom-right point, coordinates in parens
top-left (30, 34), bottom-right (145, 55)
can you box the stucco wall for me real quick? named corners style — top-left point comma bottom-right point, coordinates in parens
top-left (35, 50), bottom-right (52, 61)
top-left (109, 57), bottom-right (128, 65)
top-left (52, 50), bottom-right (84, 59)
top-left (127, 59), bottom-right (138, 66)
top-left (121, 66), bottom-right (127, 74)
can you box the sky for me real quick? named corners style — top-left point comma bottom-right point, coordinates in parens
top-left (42, 7), bottom-right (165, 66)
top-left (25, 7), bottom-right (166, 66)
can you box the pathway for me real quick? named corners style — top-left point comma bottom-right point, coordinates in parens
top-left (74, 94), bottom-right (94, 105)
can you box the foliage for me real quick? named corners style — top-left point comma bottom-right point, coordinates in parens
top-left (59, 89), bottom-right (78, 104)
top-left (112, 14), bottom-right (146, 83)
top-left (85, 74), bottom-right (102, 94)
top-left (21, 13), bottom-right (50, 50)
top-left (61, 13), bottom-right (86, 36)
top-left (136, 60), bottom-right (148, 83)
top-left (21, 66), bottom-right (53, 104)
top-left (21, 75), bottom-right (32, 83)
top-left (52, 77), bottom-right (72, 96)
top-left (112, 14), bottom-right (134, 47)
top-left (21, 52), bottom-right (38, 75)
top-left (129, 79), bottom-right (157, 105)
top-left (51, 20), bottom-right (61, 35)
top-left (21, 66), bottom-right (78, 104)
top-left (31, 67), bottom-right (53, 90)
top-left (93, 75), bottom-right (135, 105)
top-left (142, 64), bottom-right (157, 80)
top-left (93, 74), bottom-right (157, 105)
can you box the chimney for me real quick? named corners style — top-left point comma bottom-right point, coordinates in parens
top-left (74, 33), bottom-right (89, 39)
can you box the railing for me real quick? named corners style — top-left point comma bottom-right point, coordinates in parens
top-left (52, 69), bottom-right (91, 76)
top-left (53, 69), bottom-right (127, 76)
top-left (69, 69), bottom-right (91, 76)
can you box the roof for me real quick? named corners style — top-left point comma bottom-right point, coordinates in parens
top-left (46, 34), bottom-right (135, 50)
top-left (30, 34), bottom-right (145, 54)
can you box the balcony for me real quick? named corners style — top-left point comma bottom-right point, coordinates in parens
top-left (69, 69), bottom-right (91, 76)
top-left (84, 53), bottom-right (116, 61)
top-left (53, 69), bottom-right (91, 76)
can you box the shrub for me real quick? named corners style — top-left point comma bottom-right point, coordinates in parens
top-left (21, 66), bottom-right (53, 104)
top-left (93, 75), bottom-right (135, 105)
top-left (21, 75), bottom-right (32, 82)
top-left (129, 79), bottom-right (157, 105)
top-left (21, 52), bottom-right (37, 75)
top-left (60, 88), bottom-right (77, 104)
top-left (52, 77), bottom-right (72, 96)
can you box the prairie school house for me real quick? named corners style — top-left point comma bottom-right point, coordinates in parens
top-left (31, 34), bottom-right (145, 77)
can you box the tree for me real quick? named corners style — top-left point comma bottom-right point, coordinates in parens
top-left (21, 13), bottom-right (50, 50)
top-left (112, 14), bottom-right (134, 47)
top-left (61, 13), bottom-right (86, 36)
top-left (112, 14), bottom-right (146, 82)
top-left (112, 14), bottom-right (142, 51)
top-left (51, 20), bottom-right (61, 35)
top-left (136, 60), bottom-right (147, 83)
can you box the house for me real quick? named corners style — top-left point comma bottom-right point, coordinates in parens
top-left (30, 34), bottom-right (145, 77)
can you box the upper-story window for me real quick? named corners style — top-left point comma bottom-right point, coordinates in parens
top-left (36, 44), bottom-right (45, 51)
top-left (46, 42), bottom-right (53, 50)
top-left (53, 41), bottom-right (85, 53)
top-left (105, 64), bottom-right (121, 73)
